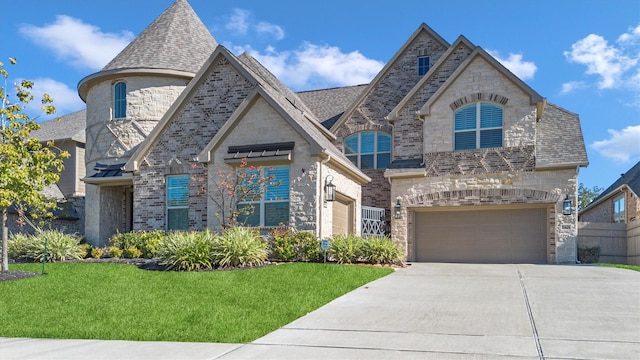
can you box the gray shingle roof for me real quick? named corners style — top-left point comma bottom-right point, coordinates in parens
top-left (31, 109), bottom-right (86, 143)
top-left (102, 0), bottom-right (217, 73)
top-left (297, 85), bottom-right (367, 128)
top-left (535, 102), bottom-right (589, 168)
top-left (590, 161), bottom-right (640, 204)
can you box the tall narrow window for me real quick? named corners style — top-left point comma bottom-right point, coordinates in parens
top-left (613, 195), bottom-right (625, 223)
top-left (114, 82), bottom-right (126, 119)
top-left (166, 175), bottom-right (189, 230)
top-left (344, 132), bottom-right (391, 169)
top-left (454, 103), bottom-right (503, 150)
top-left (237, 165), bottom-right (290, 227)
top-left (417, 56), bottom-right (430, 76)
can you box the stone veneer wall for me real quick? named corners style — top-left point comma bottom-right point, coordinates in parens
top-left (205, 97), bottom-right (362, 237)
top-left (390, 168), bottom-right (579, 263)
top-left (133, 57), bottom-right (254, 232)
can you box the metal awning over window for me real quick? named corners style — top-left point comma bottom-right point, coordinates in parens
top-left (224, 142), bottom-right (294, 164)
top-left (84, 162), bottom-right (132, 186)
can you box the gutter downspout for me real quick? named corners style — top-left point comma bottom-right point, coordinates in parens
top-left (318, 155), bottom-right (331, 239)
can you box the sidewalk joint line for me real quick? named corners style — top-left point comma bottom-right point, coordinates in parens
top-left (517, 266), bottom-right (545, 360)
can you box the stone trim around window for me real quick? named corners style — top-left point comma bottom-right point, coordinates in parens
top-left (406, 188), bottom-right (561, 207)
top-left (449, 93), bottom-right (509, 111)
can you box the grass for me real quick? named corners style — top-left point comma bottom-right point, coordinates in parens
top-left (597, 263), bottom-right (640, 272)
top-left (0, 262), bottom-right (393, 343)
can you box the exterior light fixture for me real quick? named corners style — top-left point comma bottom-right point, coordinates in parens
top-left (394, 198), bottom-right (402, 219)
top-left (324, 175), bottom-right (336, 202)
top-left (563, 195), bottom-right (572, 215)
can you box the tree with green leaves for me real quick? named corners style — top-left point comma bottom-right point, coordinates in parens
top-left (0, 58), bottom-right (69, 272)
top-left (578, 183), bottom-right (603, 211)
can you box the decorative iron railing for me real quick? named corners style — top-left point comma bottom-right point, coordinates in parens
top-left (362, 206), bottom-right (387, 237)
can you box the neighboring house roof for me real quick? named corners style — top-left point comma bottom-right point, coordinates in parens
top-left (535, 102), bottom-right (589, 169)
top-left (102, 0), bottom-right (217, 73)
top-left (581, 161), bottom-right (640, 213)
top-left (330, 23), bottom-right (450, 132)
top-left (31, 109), bottom-right (86, 143)
top-left (296, 85), bottom-right (367, 128)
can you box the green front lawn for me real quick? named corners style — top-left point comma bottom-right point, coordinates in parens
top-left (597, 263), bottom-right (640, 272)
top-left (0, 262), bottom-right (393, 343)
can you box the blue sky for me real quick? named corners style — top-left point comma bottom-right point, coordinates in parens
top-left (2, 0), bottom-right (639, 191)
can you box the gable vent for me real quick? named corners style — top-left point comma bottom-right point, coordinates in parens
top-left (418, 49), bottom-right (429, 56)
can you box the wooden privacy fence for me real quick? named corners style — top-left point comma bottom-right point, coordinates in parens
top-left (578, 219), bottom-right (640, 265)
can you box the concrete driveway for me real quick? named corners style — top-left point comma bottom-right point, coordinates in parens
top-left (223, 263), bottom-right (640, 359)
top-left (2, 264), bottom-right (639, 359)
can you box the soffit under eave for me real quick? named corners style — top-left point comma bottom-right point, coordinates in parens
top-left (330, 23), bottom-right (451, 133)
top-left (387, 35), bottom-right (476, 123)
top-left (417, 48), bottom-right (544, 118)
top-left (124, 46), bottom-right (259, 172)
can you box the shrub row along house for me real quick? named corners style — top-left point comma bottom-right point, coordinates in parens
top-left (51, 0), bottom-right (588, 263)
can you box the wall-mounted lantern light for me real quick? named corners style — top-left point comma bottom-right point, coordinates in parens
top-left (324, 175), bottom-right (336, 202)
top-left (563, 195), bottom-right (572, 215)
top-left (394, 198), bottom-right (402, 219)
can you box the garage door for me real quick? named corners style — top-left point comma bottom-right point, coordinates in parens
top-left (415, 207), bottom-right (547, 263)
top-left (332, 195), bottom-right (354, 236)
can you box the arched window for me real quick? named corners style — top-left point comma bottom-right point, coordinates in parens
top-left (114, 82), bottom-right (127, 119)
top-left (454, 103), bottom-right (503, 150)
top-left (344, 131), bottom-right (391, 169)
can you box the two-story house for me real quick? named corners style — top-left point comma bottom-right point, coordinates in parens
top-left (78, 0), bottom-right (588, 263)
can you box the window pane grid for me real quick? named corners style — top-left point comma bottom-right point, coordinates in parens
top-left (344, 132), bottom-right (391, 169)
top-left (237, 166), bottom-right (289, 227)
top-left (454, 103), bottom-right (503, 150)
top-left (166, 175), bottom-right (189, 231)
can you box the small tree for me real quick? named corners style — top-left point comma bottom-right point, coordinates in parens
top-left (578, 183), bottom-right (603, 211)
top-left (0, 58), bottom-right (69, 272)
top-left (193, 158), bottom-right (273, 229)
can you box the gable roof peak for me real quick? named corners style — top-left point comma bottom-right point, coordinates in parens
top-left (102, 0), bottom-right (217, 74)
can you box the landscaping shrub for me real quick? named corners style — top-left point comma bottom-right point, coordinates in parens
top-left (123, 246), bottom-right (142, 259)
top-left (213, 227), bottom-right (268, 268)
top-left (78, 243), bottom-right (92, 259)
top-left (268, 228), bottom-right (322, 262)
top-left (328, 234), bottom-right (364, 264)
top-left (8, 233), bottom-right (38, 260)
top-left (110, 230), bottom-right (165, 258)
top-left (295, 231), bottom-right (322, 262)
top-left (361, 237), bottom-right (405, 265)
top-left (156, 230), bottom-right (216, 271)
top-left (91, 247), bottom-right (104, 259)
top-left (269, 227), bottom-right (297, 261)
top-left (107, 246), bottom-right (122, 258)
top-left (578, 244), bottom-right (600, 264)
top-left (24, 230), bottom-right (84, 262)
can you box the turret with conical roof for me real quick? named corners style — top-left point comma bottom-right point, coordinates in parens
top-left (80, 0), bottom-right (217, 246)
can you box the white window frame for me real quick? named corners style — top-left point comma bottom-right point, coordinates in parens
top-left (237, 166), bottom-right (290, 227)
top-left (166, 174), bottom-right (190, 231)
top-left (344, 131), bottom-right (391, 170)
top-left (613, 195), bottom-right (625, 223)
top-left (454, 102), bottom-right (503, 150)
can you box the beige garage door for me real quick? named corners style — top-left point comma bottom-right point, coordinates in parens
top-left (415, 207), bottom-right (547, 263)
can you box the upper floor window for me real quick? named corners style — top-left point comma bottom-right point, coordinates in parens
top-left (417, 56), bottom-right (430, 76)
top-left (237, 165), bottom-right (290, 227)
top-left (454, 103), bottom-right (503, 150)
top-left (613, 195), bottom-right (625, 223)
top-left (344, 131), bottom-right (391, 169)
top-left (166, 175), bottom-right (189, 231)
top-left (114, 82), bottom-right (127, 119)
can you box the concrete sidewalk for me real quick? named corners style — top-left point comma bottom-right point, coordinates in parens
top-left (2, 264), bottom-right (639, 359)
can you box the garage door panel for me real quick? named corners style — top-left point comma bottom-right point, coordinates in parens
top-left (415, 208), bottom-right (547, 264)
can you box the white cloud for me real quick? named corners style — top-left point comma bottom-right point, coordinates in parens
top-left (564, 26), bottom-right (640, 90)
top-left (24, 78), bottom-right (85, 118)
top-left (225, 9), bottom-right (250, 35)
top-left (590, 125), bottom-right (640, 162)
top-left (560, 80), bottom-right (587, 94)
top-left (488, 51), bottom-right (537, 80)
top-left (19, 15), bottom-right (133, 70)
top-left (256, 22), bottom-right (284, 41)
top-left (224, 9), bottom-right (284, 41)
top-left (236, 42), bottom-right (384, 90)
